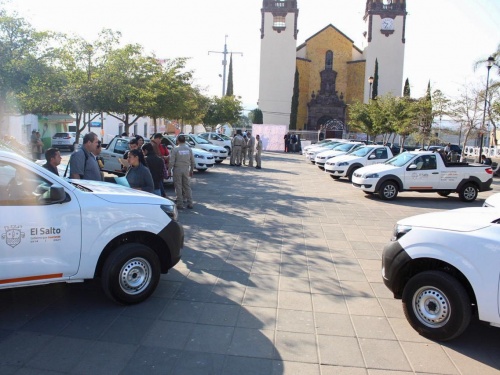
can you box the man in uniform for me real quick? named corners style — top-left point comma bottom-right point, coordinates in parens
top-left (231, 130), bottom-right (245, 166)
top-left (241, 133), bottom-right (248, 165)
top-left (170, 134), bottom-right (195, 209)
top-left (246, 131), bottom-right (256, 167)
top-left (255, 134), bottom-right (263, 169)
top-left (69, 132), bottom-right (102, 181)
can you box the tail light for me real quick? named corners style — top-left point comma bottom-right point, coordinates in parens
top-left (64, 135), bottom-right (71, 139)
top-left (485, 168), bottom-right (493, 175)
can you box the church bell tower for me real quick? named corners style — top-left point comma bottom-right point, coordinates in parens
top-left (363, 0), bottom-right (407, 101)
top-left (258, 0), bottom-right (299, 125)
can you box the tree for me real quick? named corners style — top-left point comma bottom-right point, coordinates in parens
top-left (225, 53), bottom-right (233, 96)
top-left (372, 58), bottom-right (379, 99)
top-left (289, 68), bottom-right (299, 130)
top-left (249, 108), bottom-right (263, 124)
top-left (203, 95), bottom-right (243, 129)
top-left (348, 100), bottom-right (377, 140)
top-left (403, 78), bottom-right (411, 97)
top-left (0, 10), bottom-right (54, 132)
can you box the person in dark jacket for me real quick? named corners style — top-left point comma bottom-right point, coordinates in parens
top-left (142, 143), bottom-right (164, 196)
top-left (125, 149), bottom-right (154, 193)
top-left (42, 148), bottom-right (61, 176)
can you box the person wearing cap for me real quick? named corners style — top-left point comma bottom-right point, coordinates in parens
top-left (246, 131), bottom-right (255, 167)
top-left (170, 134), bottom-right (195, 209)
top-left (255, 134), bottom-right (262, 169)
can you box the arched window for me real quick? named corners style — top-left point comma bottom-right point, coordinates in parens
top-left (325, 50), bottom-right (333, 70)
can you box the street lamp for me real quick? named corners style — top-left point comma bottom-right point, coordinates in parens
top-left (478, 56), bottom-right (494, 162)
top-left (368, 76), bottom-right (374, 102)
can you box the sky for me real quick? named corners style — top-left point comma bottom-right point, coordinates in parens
top-left (3, 0), bottom-right (500, 113)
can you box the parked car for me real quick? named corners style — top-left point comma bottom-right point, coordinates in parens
top-left (314, 142), bottom-right (363, 168)
top-left (324, 145), bottom-right (393, 181)
top-left (352, 150), bottom-right (494, 201)
top-left (382, 207), bottom-right (500, 341)
top-left (181, 134), bottom-right (228, 163)
top-left (162, 135), bottom-right (216, 171)
top-left (198, 132), bottom-right (232, 155)
top-left (0, 150), bottom-right (183, 304)
top-left (302, 138), bottom-right (344, 154)
top-left (305, 141), bottom-right (346, 163)
top-left (483, 192), bottom-right (500, 207)
top-left (51, 132), bottom-right (83, 152)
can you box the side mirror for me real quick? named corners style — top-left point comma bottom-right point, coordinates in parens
top-left (368, 154), bottom-right (376, 159)
top-left (408, 164), bottom-right (417, 170)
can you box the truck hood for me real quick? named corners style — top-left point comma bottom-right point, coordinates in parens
top-left (356, 163), bottom-right (398, 175)
top-left (329, 154), bottom-right (361, 163)
top-left (317, 150), bottom-right (347, 158)
top-left (69, 179), bottom-right (174, 205)
top-left (398, 207), bottom-right (500, 232)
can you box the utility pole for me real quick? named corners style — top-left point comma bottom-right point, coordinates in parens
top-left (209, 35), bottom-right (243, 96)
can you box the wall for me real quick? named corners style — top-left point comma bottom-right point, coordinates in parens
top-left (252, 124), bottom-right (289, 151)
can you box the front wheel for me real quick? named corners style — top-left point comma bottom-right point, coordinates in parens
top-left (215, 160), bottom-right (223, 164)
top-left (101, 243), bottom-right (161, 304)
top-left (378, 180), bottom-right (398, 200)
top-left (330, 175), bottom-right (340, 180)
top-left (402, 271), bottom-right (471, 341)
top-left (458, 183), bottom-right (478, 202)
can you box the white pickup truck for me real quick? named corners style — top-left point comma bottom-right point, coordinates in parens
top-left (352, 151), bottom-right (494, 201)
top-left (324, 145), bottom-right (393, 181)
top-left (0, 150), bottom-right (183, 304)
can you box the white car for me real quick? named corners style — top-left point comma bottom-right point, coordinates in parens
top-left (51, 132), bottom-right (83, 152)
top-left (165, 135), bottom-right (216, 171)
top-left (305, 141), bottom-right (346, 163)
top-left (302, 138), bottom-right (343, 154)
top-left (382, 207), bottom-right (500, 341)
top-left (0, 150), bottom-right (183, 304)
top-left (324, 145), bottom-right (393, 181)
top-left (314, 142), bottom-right (363, 168)
top-left (198, 132), bottom-right (232, 155)
top-left (483, 193), bottom-right (500, 207)
top-left (183, 134), bottom-right (228, 163)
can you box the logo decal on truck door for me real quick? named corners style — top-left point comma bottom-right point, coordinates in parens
top-left (2, 226), bottom-right (25, 248)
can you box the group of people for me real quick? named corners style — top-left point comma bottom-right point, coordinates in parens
top-left (229, 129), bottom-right (263, 169)
top-left (30, 130), bottom-right (44, 161)
top-left (284, 132), bottom-right (300, 153)
top-left (41, 131), bottom-right (195, 209)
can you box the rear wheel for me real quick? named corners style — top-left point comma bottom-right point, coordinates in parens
top-left (402, 271), bottom-right (471, 341)
top-left (101, 243), bottom-right (161, 304)
top-left (458, 183), bottom-right (478, 202)
top-left (378, 180), bottom-right (398, 200)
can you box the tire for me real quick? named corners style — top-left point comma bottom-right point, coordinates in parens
top-left (402, 271), bottom-right (471, 341)
top-left (70, 143), bottom-right (76, 152)
top-left (438, 190), bottom-right (452, 197)
top-left (197, 168), bottom-right (207, 172)
top-left (215, 160), bottom-right (223, 164)
top-left (224, 146), bottom-right (231, 155)
top-left (101, 243), bottom-right (161, 305)
top-left (347, 167), bottom-right (360, 182)
top-left (330, 175), bottom-right (340, 180)
top-left (378, 180), bottom-right (398, 200)
top-left (458, 183), bottom-right (478, 202)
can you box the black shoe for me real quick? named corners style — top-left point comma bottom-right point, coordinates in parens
top-left (256, 166), bottom-right (262, 169)
top-left (187, 204), bottom-right (193, 209)
top-left (230, 164), bottom-right (235, 166)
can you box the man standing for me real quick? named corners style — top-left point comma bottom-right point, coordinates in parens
top-left (231, 130), bottom-right (245, 166)
top-left (170, 134), bottom-right (195, 209)
top-left (69, 132), bottom-right (102, 181)
top-left (42, 148), bottom-right (62, 176)
top-left (255, 134), bottom-right (263, 169)
top-left (246, 131), bottom-right (255, 167)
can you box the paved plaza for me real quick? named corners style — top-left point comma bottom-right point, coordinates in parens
top-left (0, 151), bottom-right (499, 374)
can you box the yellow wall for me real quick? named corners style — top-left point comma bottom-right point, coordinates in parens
top-left (296, 26), bottom-right (365, 130)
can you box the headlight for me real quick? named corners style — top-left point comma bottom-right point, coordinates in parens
top-left (194, 154), bottom-right (204, 159)
top-left (161, 202), bottom-right (178, 221)
top-left (363, 173), bottom-right (379, 178)
top-left (338, 162), bottom-right (349, 166)
top-left (391, 224), bottom-right (412, 241)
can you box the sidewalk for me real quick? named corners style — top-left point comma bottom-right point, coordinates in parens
top-left (0, 151), bottom-right (499, 374)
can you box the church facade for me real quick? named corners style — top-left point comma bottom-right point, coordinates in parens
top-left (258, 0), bottom-right (407, 134)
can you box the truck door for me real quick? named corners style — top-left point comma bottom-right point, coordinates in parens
top-left (101, 137), bottom-right (128, 173)
top-left (0, 161), bottom-right (81, 284)
top-left (403, 155), bottom-right (441, 190)
top-left (367, 147), bottom-right (389, 166)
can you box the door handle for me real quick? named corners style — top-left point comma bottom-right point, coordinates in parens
top-left (432, 172), bottom-right (439, 174)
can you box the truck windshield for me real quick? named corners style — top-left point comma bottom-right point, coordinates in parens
top-left (350, 147), bottom-right (374, 157)
top-left (386, 152), bottom-right (415, 167)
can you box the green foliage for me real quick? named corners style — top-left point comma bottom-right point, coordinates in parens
top-left (403, 78), bottom-right (410, 97)
top-left (203, 95), bottom-right (243, 126)
top-left (372, 59), bottom-right (379, 99)
top-left (289, 68), bottom-right (299, 130)
top-left (226, 54), bottom-right (233, 96)
top-left (249, 108), bottom-right (263, 124)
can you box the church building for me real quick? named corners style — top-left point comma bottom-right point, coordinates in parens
top-left (258, 0), bottom-right (407, 136)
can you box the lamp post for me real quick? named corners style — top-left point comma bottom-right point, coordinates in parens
top-left (478, 56), bottom-right (494, 162)
top-left (368, 76), bottom-right (374, 102)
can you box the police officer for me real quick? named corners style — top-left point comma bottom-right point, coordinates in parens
top-left (246, 131), bottom-right (255, 167)
top-left (231, 130), bottom-right (245, 166)
top-left (170, 134), bottom-right (196, 209)
top-left (255, 134), bottom-right (262, 169)
top-left (241, 133), bottom-right (248, 165)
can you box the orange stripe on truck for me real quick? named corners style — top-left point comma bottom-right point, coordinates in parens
top-left (0, 273), bottom-right (63, 284)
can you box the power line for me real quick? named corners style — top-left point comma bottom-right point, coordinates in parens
top-left (208, 35), bottom-right (243, 97)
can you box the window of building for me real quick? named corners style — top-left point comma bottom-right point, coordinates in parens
top-left (325, 50), bottom-right (333, 70)
top-left (273, 16), bottom-right (286, 29)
